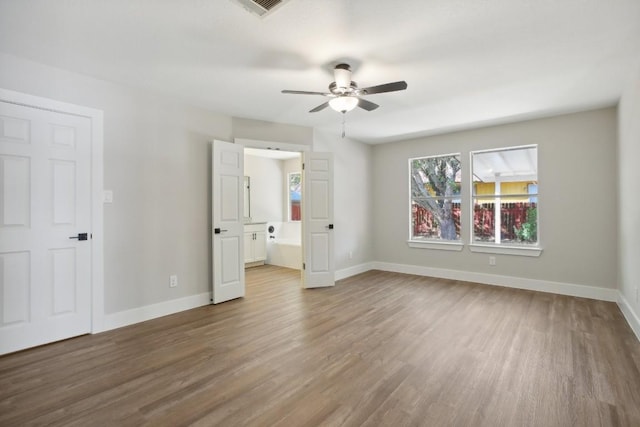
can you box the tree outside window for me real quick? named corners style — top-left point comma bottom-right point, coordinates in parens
top-left (410, 154), bottom-right (462, 241)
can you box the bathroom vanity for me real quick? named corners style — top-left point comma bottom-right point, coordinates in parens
top-left (244, 222), bottom-right (266, 267)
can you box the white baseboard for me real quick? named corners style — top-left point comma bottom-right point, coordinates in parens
top-left (336, 262), bottom-right (375, 281)
top-left (96, 264), bottom-right (629, 338)
top-left (617, 293), bottom-right (640, 341)
top-left (100, 292), bottom-right (211, 333)
top-left (372, 261), bottom-right (618, 302)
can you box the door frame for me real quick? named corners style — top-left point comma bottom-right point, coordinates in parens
top-left (235, 138), bottom-right (312, 155)
top-left (234, 138), bottom-right (310, 279)
top-left (0, 88), bottom-right (105, 333)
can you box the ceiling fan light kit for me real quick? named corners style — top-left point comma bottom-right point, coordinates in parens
top-left (329, 96), bottom-right (359, 113)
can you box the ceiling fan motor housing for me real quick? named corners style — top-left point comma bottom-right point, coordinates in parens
top-left (329, 81), bottom-right (358, 95)
top-left (334, 63), bottom-right (353, 90)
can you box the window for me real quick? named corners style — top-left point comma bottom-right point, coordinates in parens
top-left (409, 154), bottom-right (462, 242)
top-left (471, 145), bottom-right (538, 247)
top-left (288, 172), bottom-right (301, 221)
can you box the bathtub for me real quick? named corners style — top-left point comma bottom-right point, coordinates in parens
top-left (267, 238), bottom-right (302, 270)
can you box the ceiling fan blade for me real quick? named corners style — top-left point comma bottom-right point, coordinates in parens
top-left (282, 90), bottom-right (331, 96)
top-left (309, 102), bottom-right (330, 113)
top-left (361, 81), bottom-right (408, 95)
top-left (357, 98), bottom-right (379, 111)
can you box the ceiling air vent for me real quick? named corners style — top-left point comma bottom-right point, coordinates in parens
top-left (233, 0), bottom-right (288, 17)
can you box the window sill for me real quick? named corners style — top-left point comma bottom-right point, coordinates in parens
top-left (468, 243), bottom-right (542, 257)
top-left (407, 240), bottom-right (464, 251)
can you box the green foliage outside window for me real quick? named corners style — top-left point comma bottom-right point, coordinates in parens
top-left (514, 207), bottom-right (537, 243)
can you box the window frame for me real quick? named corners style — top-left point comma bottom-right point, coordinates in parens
top-left (469, 145), bottom-right (541, 257)
top-left (407, 152), bottom-right (464, 251)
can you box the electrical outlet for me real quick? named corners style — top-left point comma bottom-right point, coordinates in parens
top-left (169, 275), bottom-right (178, 288)
top-left (489, 256), bottom-right (496, 266)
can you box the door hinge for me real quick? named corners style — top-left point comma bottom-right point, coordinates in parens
top-left (302, 163), bottom-right (305, 170)
top-left (303, 263), bottom-right (306, 270)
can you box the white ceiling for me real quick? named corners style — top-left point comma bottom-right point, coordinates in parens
top-left (1, 0), bottom-right (639, 144)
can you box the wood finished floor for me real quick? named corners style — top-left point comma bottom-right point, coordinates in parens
top-left (1, 266), bottom-right (640, 426)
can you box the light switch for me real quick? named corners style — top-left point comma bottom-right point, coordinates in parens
top-left (103, 190), bottom-right (113, 204)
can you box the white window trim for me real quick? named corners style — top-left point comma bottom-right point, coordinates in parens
top-left (407, 240), bottom-right (464, 251)
top-left (469, 243), bottom-right (542, 257)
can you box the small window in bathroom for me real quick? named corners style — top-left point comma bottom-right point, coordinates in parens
top-left (289, 172), bottom-right (301, 221)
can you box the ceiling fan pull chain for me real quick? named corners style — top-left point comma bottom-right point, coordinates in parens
top-left (342, 112), bottom-right (346, 138)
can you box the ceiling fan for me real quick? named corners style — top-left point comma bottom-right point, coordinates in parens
top-left (281, 63), bottom-right (408, 114)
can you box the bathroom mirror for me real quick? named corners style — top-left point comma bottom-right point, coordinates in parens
top-left (243, 176), bottom-right (251, 221)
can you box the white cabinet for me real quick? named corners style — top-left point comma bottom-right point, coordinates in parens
top-left (244, 223), bottom-right (266, 266)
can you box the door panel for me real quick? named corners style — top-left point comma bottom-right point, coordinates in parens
top-left (310, 180), bottom-right (329, 218)
top-left (221, 175), bottom-right (240, 221)
top-left (0, 115), bottom-right (30, 143)
top-left (302, 152), bottom-right (334, 288)
top-left (52, 160), bottom-right (76, 225)
top-left (1, 251), bottom-right (30, 325)
top-left (221, 236), bottom-right (241, 284)
top-left (51, 248), bottom-right (76, 314)
top-left (310, 233), bottom-right (330, 272)
top-left (0, 101), bottom-right (92, 355)
top-left (212, 140), bottom-right (245, 304)
top-left (1, 155), bottom-right (30, 227)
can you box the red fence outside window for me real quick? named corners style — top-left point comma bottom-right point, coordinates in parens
top-left (412, 202), bottom-right (537, 242)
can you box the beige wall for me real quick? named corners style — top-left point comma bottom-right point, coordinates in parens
top-left (2, 50), bottom-right (626, 329)
top-left (244, 154), bottom-right (284, 223)
top-left (232, 117), bottom-right (313, 146)
top-left (0, 53), bottom-right (375, 320)
top-left (0, 53), bottom-right (234, 314)
top-left (372, 108), bottom-right (618, 289)
top-left (618, 65), bottom-right (640, 321)
top-left (313, 129), bottom-right (374, 271)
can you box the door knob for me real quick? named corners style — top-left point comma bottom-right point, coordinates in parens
top-left (69, 233), bottom-right (88, 241)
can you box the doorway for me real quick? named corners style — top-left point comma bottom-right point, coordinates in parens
top-left (211, 139), bottom-right (335, 305)
top-left (243, 147), bottom-right (302, 279)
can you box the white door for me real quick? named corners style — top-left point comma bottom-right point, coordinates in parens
top-left (302, 152), bottom-right (335, 288)
top-left (212, 140), bottom-right (245, 303)
top-left (0, 101), bottom-right (92, 355)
